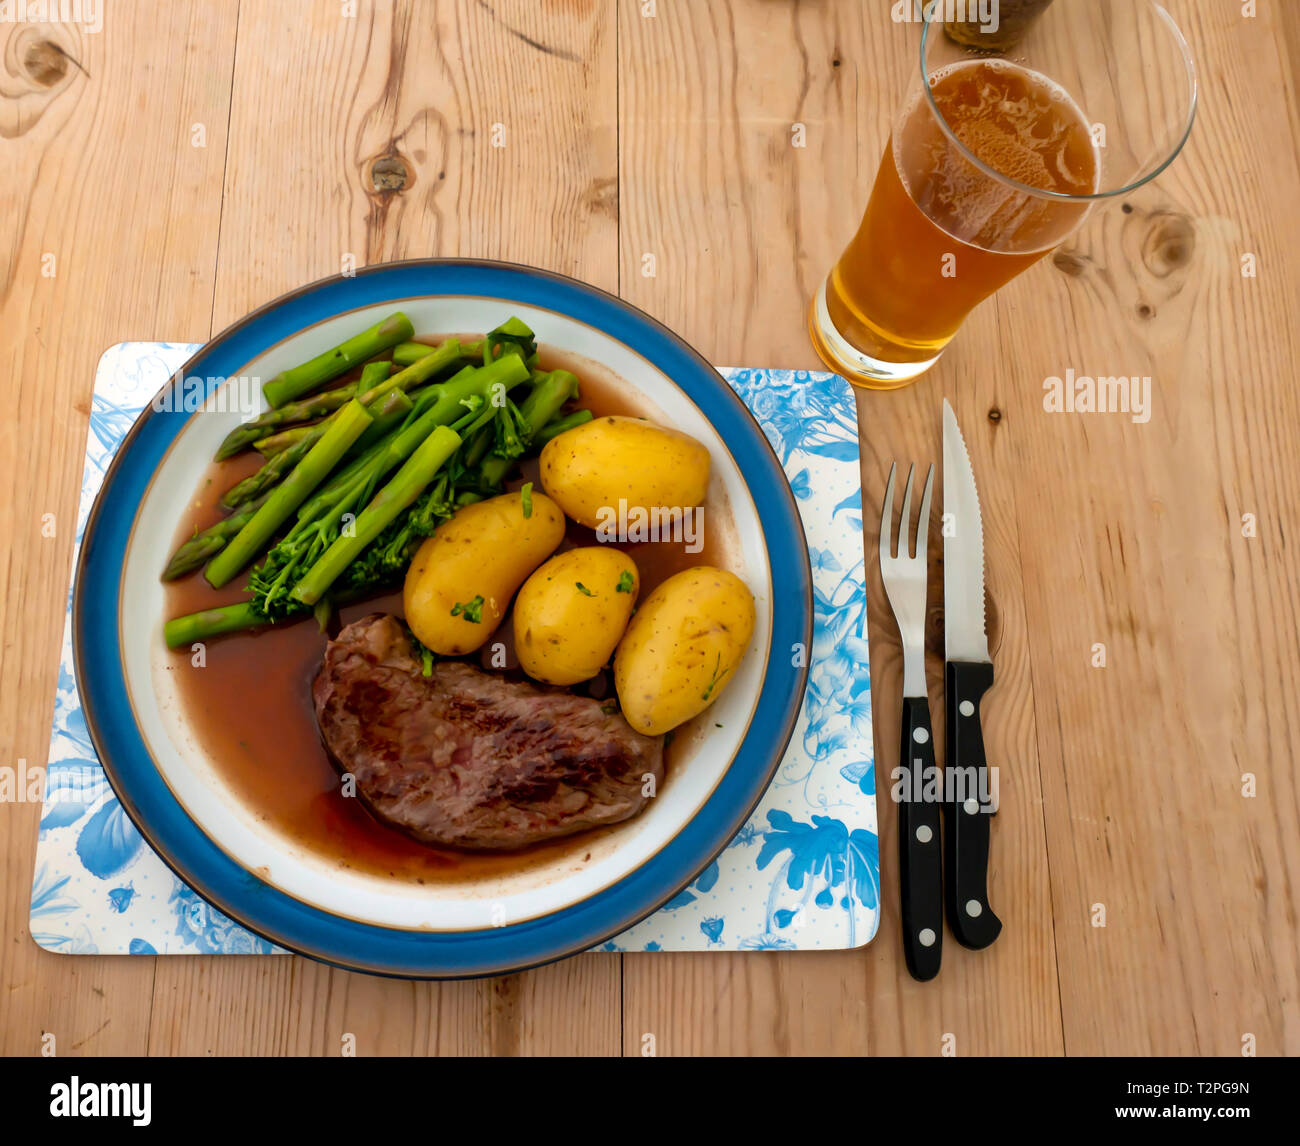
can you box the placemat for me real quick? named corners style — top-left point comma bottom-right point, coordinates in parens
top-left (31, 344), bottom-right (877, 957)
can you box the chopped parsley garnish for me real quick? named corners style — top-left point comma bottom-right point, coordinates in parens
top-left (575, 582), bottom-right (594, 596)
top-left (450, 594), bottom-right (485, 623)
top-left (701, 653), bottom-right (728, 702)
top-left (616, 570), bottom-right (634, 594)
top-left (520, 482), bottom-right (533, 519)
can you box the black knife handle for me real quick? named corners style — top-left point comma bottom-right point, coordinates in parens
top-left (943, 660), bottom-right (1003, 950)
top-left (898, 695), bottom-right (943, 981)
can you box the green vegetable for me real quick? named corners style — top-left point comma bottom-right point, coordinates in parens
top-left (164, 602), bottom-right (269, 649)
top-left (477, 370), bottom-right (579, 490)
top-left (255, 366), bottom-right (402, 460)
top-left (483, 316), bottom-right (537, 367)
top-left (245, 361), bottom-right (524, 621)
top-left (575, 582), bottom-right (594, 596)
top-left (394, 338), bottom-right (485, 368)
top-left (254, 424), bottom-right (315, 458)
top-left (520, 482), bottom-right (533, 518)
top-left (700, 653), bottom-right (727, 702)
top-left (290, 425), bottom-right (464, 606)
top-left (451, 595), bottom-right (485, 624)
top-left (534, 408), bottom-right (593, 447)
top-left (205, 399), bottom-right (373, 588)
top-left (221, 339), bottom-right (466, 509)
top-left (616, 570), bottom-right (634, 594)
top-left (262, 313), bottom-right (413, 409)
top-left (347, 388), bottom-right (414, 457)
top-left (161, 495), bottom-right (266, 581)
top-left (165, 321), bottom-right (566, 647)
top-left (393, 341), bottom-right (436, 366)
top-left (216, 372), bottom-right (373, 460)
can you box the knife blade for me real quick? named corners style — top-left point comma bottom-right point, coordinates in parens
top-left (941, 399), bottom-right (1002, 950)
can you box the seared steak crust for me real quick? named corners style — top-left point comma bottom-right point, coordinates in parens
top-left (313, 614), bottom-right (665, 850)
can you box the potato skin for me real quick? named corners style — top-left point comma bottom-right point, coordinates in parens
top-left (539, 415), bottom-right (711, 531)
top-left (403, 490), bottom-right (565, 656)
top-left (513, 547), bottom-right (640, 686)
top-left (614, 566), bottom-right (756, 737)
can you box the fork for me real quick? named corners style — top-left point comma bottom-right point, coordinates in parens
top-left (879, 462), bottom-right (943, 982)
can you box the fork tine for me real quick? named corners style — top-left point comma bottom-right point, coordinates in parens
top-left (879, 462), bottom-right (897, 565)
top-left (899, 464), bottom-right (916, 558)
top-left (917, 462), bottom-right (935, 560)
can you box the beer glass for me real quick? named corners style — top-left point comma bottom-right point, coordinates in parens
top-left (810, 0), bottom-right (1197, 389)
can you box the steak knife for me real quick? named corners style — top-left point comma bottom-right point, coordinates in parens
top-left (942, 399), bottom-right (1003, 950)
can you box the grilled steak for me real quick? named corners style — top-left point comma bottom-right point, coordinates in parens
top-left (313, 614), bottom-right (665, 850)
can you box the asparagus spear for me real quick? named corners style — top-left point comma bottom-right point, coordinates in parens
top-left (220, 339), bottom-right (465, 509)
top-left (221, 432), bottom-right (310, 511)
top-left (255, 424), bottom-right (314, 458)
top-left (243, 367), bottom-right (511, 620)
top-left (293, 355), bottom-right (528, 524)
top-left (162, 394), bottom-right (412, 577)
top-left (214, 360), bottom-right (388, 461)
top-left (164, 602), bottom-right (268, 650)
top-left (391, 337), bottom-right (486, 366)
top-left (161, 495), bottom-right (266, 581)
top-left (254, 379), bottom-right (411, 458)
top-left (348, 389), bottom-right (414, 456)
top-left (165, 398), bottom-right (515, 643)
top-left (205, 400), bottom-right (374, 588)
top-left (262, 313), bottom-right (413, 409)
top-left (393, 341), bottom-right (436, 366)
top-left (534, 408), bottom-right (593, 446)
top-left (290, 426), bottom-right (463, 607)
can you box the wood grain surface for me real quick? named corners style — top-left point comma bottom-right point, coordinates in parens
top-left (1, 0), bottom-right (1296, 1057)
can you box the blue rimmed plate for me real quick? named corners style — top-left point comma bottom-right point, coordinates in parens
top-left (74, 260), bottom-right (811, 977)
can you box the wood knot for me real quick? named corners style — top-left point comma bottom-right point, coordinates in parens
top-left (1136, 302), bottom-right (1155, 319)
top-left (1052, 250), bottom-right (1089, 277)
top-left (583, 176), bottom-right (618, 220)
top-left (368, 154), bottom-right (412, 194)
top-left (987, 407), bottom-right (1002, 423)
top-left (1141, 212), bottom-right (1195, 277)
top-left (24, 39), bottom-right (69, 87)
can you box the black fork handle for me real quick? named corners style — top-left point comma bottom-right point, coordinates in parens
top-left (899, 695), bottom-right (943, 980)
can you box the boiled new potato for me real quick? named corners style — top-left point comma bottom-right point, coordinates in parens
top-left (514, 548), bottom-right (640, 685)
top-left (404, 490), bottom-right (565, 655)
top-left (539, 415), bottom-right (710, 531)
top-left (614, 566), bottom-right (756, 737)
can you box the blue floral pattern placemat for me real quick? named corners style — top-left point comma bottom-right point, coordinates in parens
top-left (32, 345), bottom-right (876, 957)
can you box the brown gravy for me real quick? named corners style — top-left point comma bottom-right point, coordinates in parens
top-left (163, 342), bottom-right (728, 883)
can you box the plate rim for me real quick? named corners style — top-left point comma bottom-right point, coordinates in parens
top-left (73, 257), bottom-right (813, 978)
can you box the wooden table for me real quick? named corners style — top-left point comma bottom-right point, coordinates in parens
top-left (2, 0), bottom-right (1297, 1057)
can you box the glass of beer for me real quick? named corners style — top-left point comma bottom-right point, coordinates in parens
top-left (810, 0), bottom-right (1197, 389)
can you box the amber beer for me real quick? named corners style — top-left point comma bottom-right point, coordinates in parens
top-left (813, 59), bottom-right (1099, 385)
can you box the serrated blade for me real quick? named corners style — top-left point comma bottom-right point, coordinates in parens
top-left (943, 399), bottom-right (990, 664)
